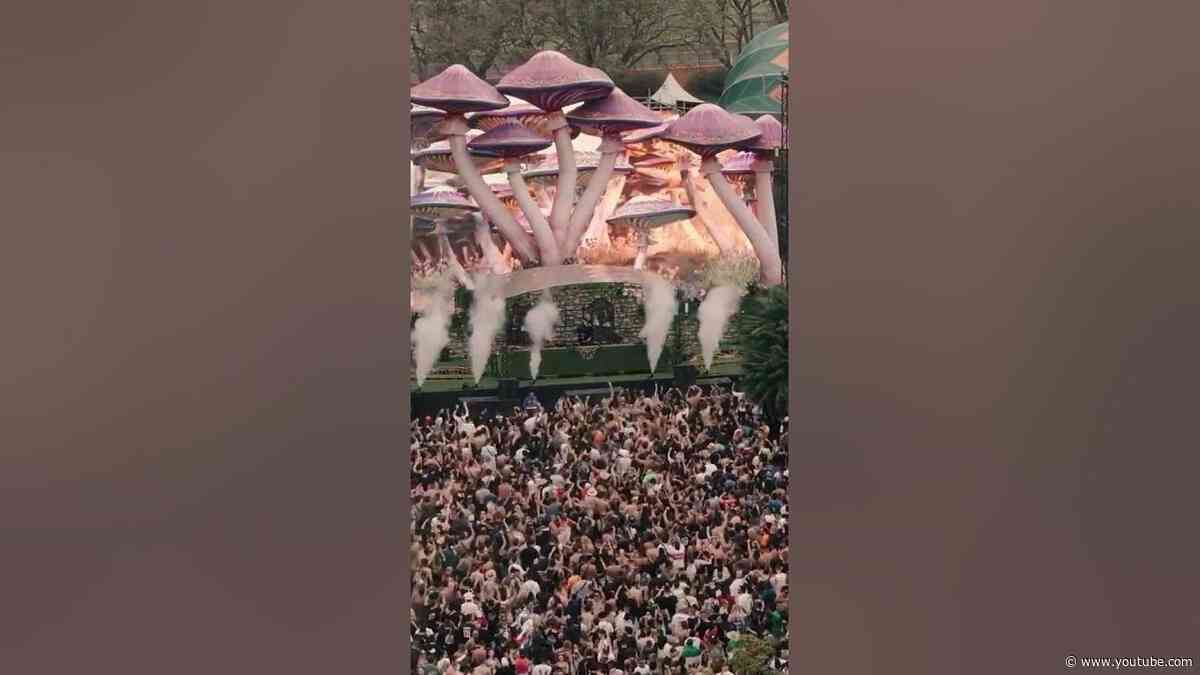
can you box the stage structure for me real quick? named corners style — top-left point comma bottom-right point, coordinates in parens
top-left (409, 50), bottom-right (787, 389)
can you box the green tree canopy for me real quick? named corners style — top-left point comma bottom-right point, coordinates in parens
top-left (734, 284), bottom-right (789, 421)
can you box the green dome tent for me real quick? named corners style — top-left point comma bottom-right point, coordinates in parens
top-left (718, 22), bottom-right (789, 117)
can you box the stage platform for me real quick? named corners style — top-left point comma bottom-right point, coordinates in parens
top-left (410, 359), bottom-right (742, 419)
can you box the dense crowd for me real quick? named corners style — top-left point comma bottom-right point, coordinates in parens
top-left (410, 384), bottom-right (789, 675)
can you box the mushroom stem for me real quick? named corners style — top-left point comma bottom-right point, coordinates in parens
top-left (753, 157), bottom-right (779, 252)
top-left (473, 213), bottom-right (507, 275)
top-left (442, 116), bottom-right (540, 264)
top-left (505, 158), bottom-right (560, 266)
top-left (633, 229), bottom-right (648, 270)
top-left (562, 132), bottom-right (621, 257)
top-left (545, 112), bottom-right (577, 243)
top-left (416, 239), bottom-right (434, 263)
top-left (681, 166), bottom-right (735, 255)
top-left (436, 223), bottom-right (475, 290)
top-left (411, 163), bottom-right (426, 196)
top-left (699, 157), bottom-right (782, 286)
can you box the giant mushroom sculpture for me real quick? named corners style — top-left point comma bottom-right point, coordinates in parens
top-left (411, 186), bottom-right (481, 289)
top-left (562, 88), bottom-right (662, 257)
top-left (745, 114), bottom-right (784, 252)
top-left (411, 103), bottom-right (446, 194)
top-left (661, 104), bottom-right (782, 285)
top-left (411, 65), bottom-right (540, 264)
top-left (468, 123), bottom-right (558, 267)
top-left (720, 151), bottom-right (759, 206)
top-left (485, 177), bottom-right (535, 231)
top-left (623, 122), bottom-right (669, 145)
top-left (497, 51), bottom-right (614, 261)
top-left (468, 96), bottom-right (585, 138)
top-left (411, 103), bottom-right (446, 149)
top-left (523, 151), bottom-right (634, 198)
top-left (607, 196), bottom-right (696, 270)
top-left (413, 136), bottom-right (505, 176)
top-left (524, 151), bottom-right (633, 255)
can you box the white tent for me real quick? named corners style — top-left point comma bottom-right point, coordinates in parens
top-left (650, 73), bottom-right (704, 107)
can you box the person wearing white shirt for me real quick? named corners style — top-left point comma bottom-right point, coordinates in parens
top-left (669, 611), bottom-right (691, 641)
top-left (520, 579), bottom-right (540, 602)
top-left (771, 571), bottom-right (787, 595)
top-left (458, 414), bottom-right (475, 438)
top-left (615, 448), bottom-right (632, 477)
top-left (735, 591), bottom-right (753, 618)
top-left (729, 577), bottom-right (746, 598)
top-left (460, 593), bottom-right (481, 619)
top-left (664, 540), bottom-right (686, 572)
top-left (612, 610), bottom-right (628, 637)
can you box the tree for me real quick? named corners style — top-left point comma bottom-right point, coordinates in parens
top-left (523, 0), bottom-right (696, 72)
top-left (410, 0), bottom-right (535, 80)
top-left (734, 284), bottom-right (788, 421)
top-left (411, 0), bottom-right (702, 80)
top-left (765, 0), bottom-right (789, 23)
top-left (682, 0), bottom-right (778, 69)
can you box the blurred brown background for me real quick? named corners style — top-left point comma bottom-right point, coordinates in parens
top-left (1, 0), bottom-right (410, 672)
top-left (790, 1), bottom-right (1199, 672)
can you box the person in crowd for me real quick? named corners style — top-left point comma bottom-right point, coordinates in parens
top-left (411, 384), bottom-right (788, 674)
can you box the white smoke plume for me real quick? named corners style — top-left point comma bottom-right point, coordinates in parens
top-left (638, 275), bottom-right (677, 373)
top-left (411, 280), bottom-right (454, 388)
top-left (468, 273), bottom-right (507, 384)
top-left (523, 292), bottom-right (560, 380)
top-left (697, 284), bottom-right (744, 371)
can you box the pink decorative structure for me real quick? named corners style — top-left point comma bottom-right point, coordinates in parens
top-left (661, 104), bottom-right (782, 285)
top-left (468, 123), bottom-right (558, 262)
top-left (411, 187), bottom-right (480, 287)
top-left (743, 114), bottom-right (784, 252)
top-left (607, 196), bottom-right (696, 269)
top-left (498, 52), bottom-right (614, 264)
top-left (412, 65), bottom-right (539, 263)
top-left (562, 88), bottom-right (662, 255)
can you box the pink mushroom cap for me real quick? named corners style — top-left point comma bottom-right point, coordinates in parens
top-left (413, 137), bottom-right (506, 174)
top-left (720, 151), bottom-right (758, 176)
top-left (566, 88), bottom-right (661, 135)
top-left (660, 104), bottom-right (761, 157)
top-left (412, 104), bottom-right (447, 145)
top-left (622, 122), bottom-right (670, 144)
top-left (497, 51), bottom-right (614, 112)
top-left (411, 64), bottom-right (508, 114)
top-left (743, 114), bottom-right (783, 153)
top-left (607, 196), bottom-right (696, 230)
top-left (468, 123), bottom-right (554, 159)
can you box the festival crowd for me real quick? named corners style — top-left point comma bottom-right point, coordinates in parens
top-left (410, 384), bottom-right (789, 675)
